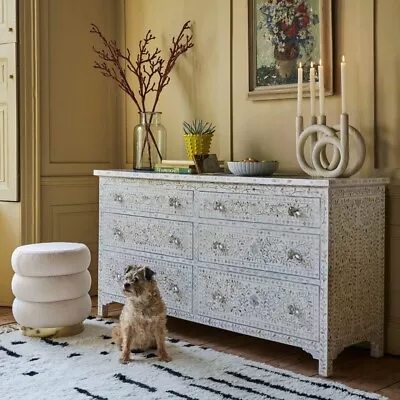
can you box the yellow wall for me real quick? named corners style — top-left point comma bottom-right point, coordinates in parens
top-left (233, 0), bottom-right (374, 174)
top-left (123, 0), bottom-right (231, 167)
top-left (376, 0), bottom-right (400, 176)
top-left (0, 203), bottom-right (20, 305)
top-left (124, 0), bottom-right (375, 176)
top-left (376, 0), bottom-right (400, 354)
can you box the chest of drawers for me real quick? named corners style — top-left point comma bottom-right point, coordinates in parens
top-left (94, 170), bottom-right (388, 377)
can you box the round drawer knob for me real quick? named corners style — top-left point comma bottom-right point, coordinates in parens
top-left (288, 305), bottom-right (300, 316)
top-left (213, 201), bottom-right (225, 212)
top-left (288, 206), bottom-right (301, 217)
top-left (250, 295), bottom-right (259, 307)
top-left (172, 285), bottom-right (179, 294)
top-left (212, 292), bottom-right (225, 303)
top-left (113, 229), bottom-right (122, 238)
top-left (212, 241), bottom-right (225, 252)
top-left (169, 235), bottom-right (181, 246)
top-left (287, 250), bottom-right (303, 262)
top-left (169, 197), bottom-right (181, 208)
top-left (112, 271), bottom-right (122, 280)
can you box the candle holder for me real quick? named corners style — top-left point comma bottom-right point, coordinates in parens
top-left (296, 114), bottom-right (366, 178)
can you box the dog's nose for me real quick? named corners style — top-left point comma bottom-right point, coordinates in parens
top-left (124, 283), bottom-right (131, 289)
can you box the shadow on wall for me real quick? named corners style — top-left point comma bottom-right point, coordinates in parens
top-left (0, 202), bottom-right (21, 305)
top-left (377, 56), bottom-right (400, 172)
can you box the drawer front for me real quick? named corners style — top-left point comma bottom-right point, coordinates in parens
top-left (198, 224), bottom-right (320, 278)
top-left (198, 191), bottom-right (321, 228)
top-left (195, 268), bottom-right (319, 341)
top-left (100, 213), bottom-right (193, 259)
top-left (100, 182), bottom-right (194, 217)
top-left (99, 251), bottom-right (193, 313)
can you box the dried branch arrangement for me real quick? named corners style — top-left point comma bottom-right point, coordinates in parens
top-left (90, 21), bottom-right (194, 167)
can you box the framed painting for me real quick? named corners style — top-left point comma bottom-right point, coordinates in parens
top-left (248, 0), bottom-right (332, 100)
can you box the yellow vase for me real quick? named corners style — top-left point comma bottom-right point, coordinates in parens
top-left (184, 134), bottom-right (213, 159)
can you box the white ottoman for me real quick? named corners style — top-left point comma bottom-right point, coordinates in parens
top-left (11, 242), bottom-right (92, 337)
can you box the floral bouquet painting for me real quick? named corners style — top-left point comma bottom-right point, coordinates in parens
top-left (255, 0), bottom-right (320, 87)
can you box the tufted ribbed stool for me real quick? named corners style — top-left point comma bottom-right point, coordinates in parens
top-left (11, 242), bottom-right (92, 338)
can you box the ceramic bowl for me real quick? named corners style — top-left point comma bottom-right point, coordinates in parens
top-left (227, 161), bottom-right (279, 177)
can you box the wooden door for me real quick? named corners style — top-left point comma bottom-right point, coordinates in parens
top-left (39, 0), bottom-right (122, 294)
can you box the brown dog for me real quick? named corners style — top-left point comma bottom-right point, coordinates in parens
top-left (112, 265), bottom-right (171, 364)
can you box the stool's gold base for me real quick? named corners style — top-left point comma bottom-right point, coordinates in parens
top-left (20, 323), bottom-right (84, 338)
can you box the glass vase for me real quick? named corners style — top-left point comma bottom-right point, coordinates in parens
top-left (133, 112), bottom-right (167, 170)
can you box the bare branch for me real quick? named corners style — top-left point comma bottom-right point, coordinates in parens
top-left (90, 21), bottom-right (194, 166)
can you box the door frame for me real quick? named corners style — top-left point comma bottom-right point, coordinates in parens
top-left (19, 0), bottom-right (40, 244)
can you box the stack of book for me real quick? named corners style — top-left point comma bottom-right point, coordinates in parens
top-left (154, 160), bottom-right (197, 174)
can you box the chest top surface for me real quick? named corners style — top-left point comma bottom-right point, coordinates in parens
top-left (94, 169), bottom-right (389, 188)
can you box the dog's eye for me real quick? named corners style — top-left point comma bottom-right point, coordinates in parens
top-left (133, 277), bottom-right (138, 283)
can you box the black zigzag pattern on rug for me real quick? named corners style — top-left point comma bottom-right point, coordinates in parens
top-left (113, 373), bottom-right (157, 392)
top-left (207, 377), bottom-right (279, 400)
top-left (165, 390), bottom-right (199, 400)
top-left (228, 370), bottom-right (365, 400)
top-left (0, 317), bottom-right (386, 400)
top-left (152, 364), bottom-right (194, 380)
top-left (0, 344), bottom-right (21, 358)
top-left (41, 338), bottom-right (69, 347)
top-left (74, 387), bottom-right (108, 400)
top-left (245, 364), bottom-right (379, 400)
top-left (189, 383), bottom-right (242, 400)
top-left (67, 352), bottom-right (81, 358)
top-left (153, 364), bottom-right (263, 399)
top-left (22, 371), bottom-right (38, 376)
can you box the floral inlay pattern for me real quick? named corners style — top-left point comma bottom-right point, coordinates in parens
top-left (96, 172), bottom-right (387, 377)
top-left (198, 224), bottom-right (320, 278)
top-left (198, 191), bottom-right (321, 227)
top-left (195, 267), bottom-right (319, 341)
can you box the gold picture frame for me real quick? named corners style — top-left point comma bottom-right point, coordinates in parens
top-left (248, 0), bottom-right (333, 101)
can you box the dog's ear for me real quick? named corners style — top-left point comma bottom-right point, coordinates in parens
top-left (144, 267), bottom-right (155, 281)
top-left (124, 265), bottom-right (133, 274)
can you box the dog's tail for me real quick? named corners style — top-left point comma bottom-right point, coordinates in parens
top-left (112, 325), bottom-right (122, 345)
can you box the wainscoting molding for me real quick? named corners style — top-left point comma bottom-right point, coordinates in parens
top-left (41, 176), bottom-right (100, 295)
top-left (39, 0), bottom-right (119, 176)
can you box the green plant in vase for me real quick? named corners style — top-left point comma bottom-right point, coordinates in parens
top-left (183, 119), bottom-right (216, 160)
top-left (90, 22), bottom-right (194, 170)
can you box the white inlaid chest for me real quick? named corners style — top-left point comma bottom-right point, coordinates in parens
top-left (94, 170), bottom-right (388, 377)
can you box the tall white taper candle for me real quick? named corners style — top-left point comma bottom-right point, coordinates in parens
top-left (310, 62), bottom-right (316, 117)
top-left (318, 59), bottom-right (325, 116)
top-left (297, 62), bottom-right (303, 117)
top-left (341, 55), bottom-right (347, 114)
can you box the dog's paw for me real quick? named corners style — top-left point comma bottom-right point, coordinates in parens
top-left (159, 354), bottom-right (172, 362)
top-left (119, 357), bottom-right (130, 364)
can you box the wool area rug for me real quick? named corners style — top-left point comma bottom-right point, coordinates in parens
top-left (0, 318), bottom-right (387, 400)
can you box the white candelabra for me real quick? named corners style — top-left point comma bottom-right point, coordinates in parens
top-left (296, 57), bottom-right (366, 178)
